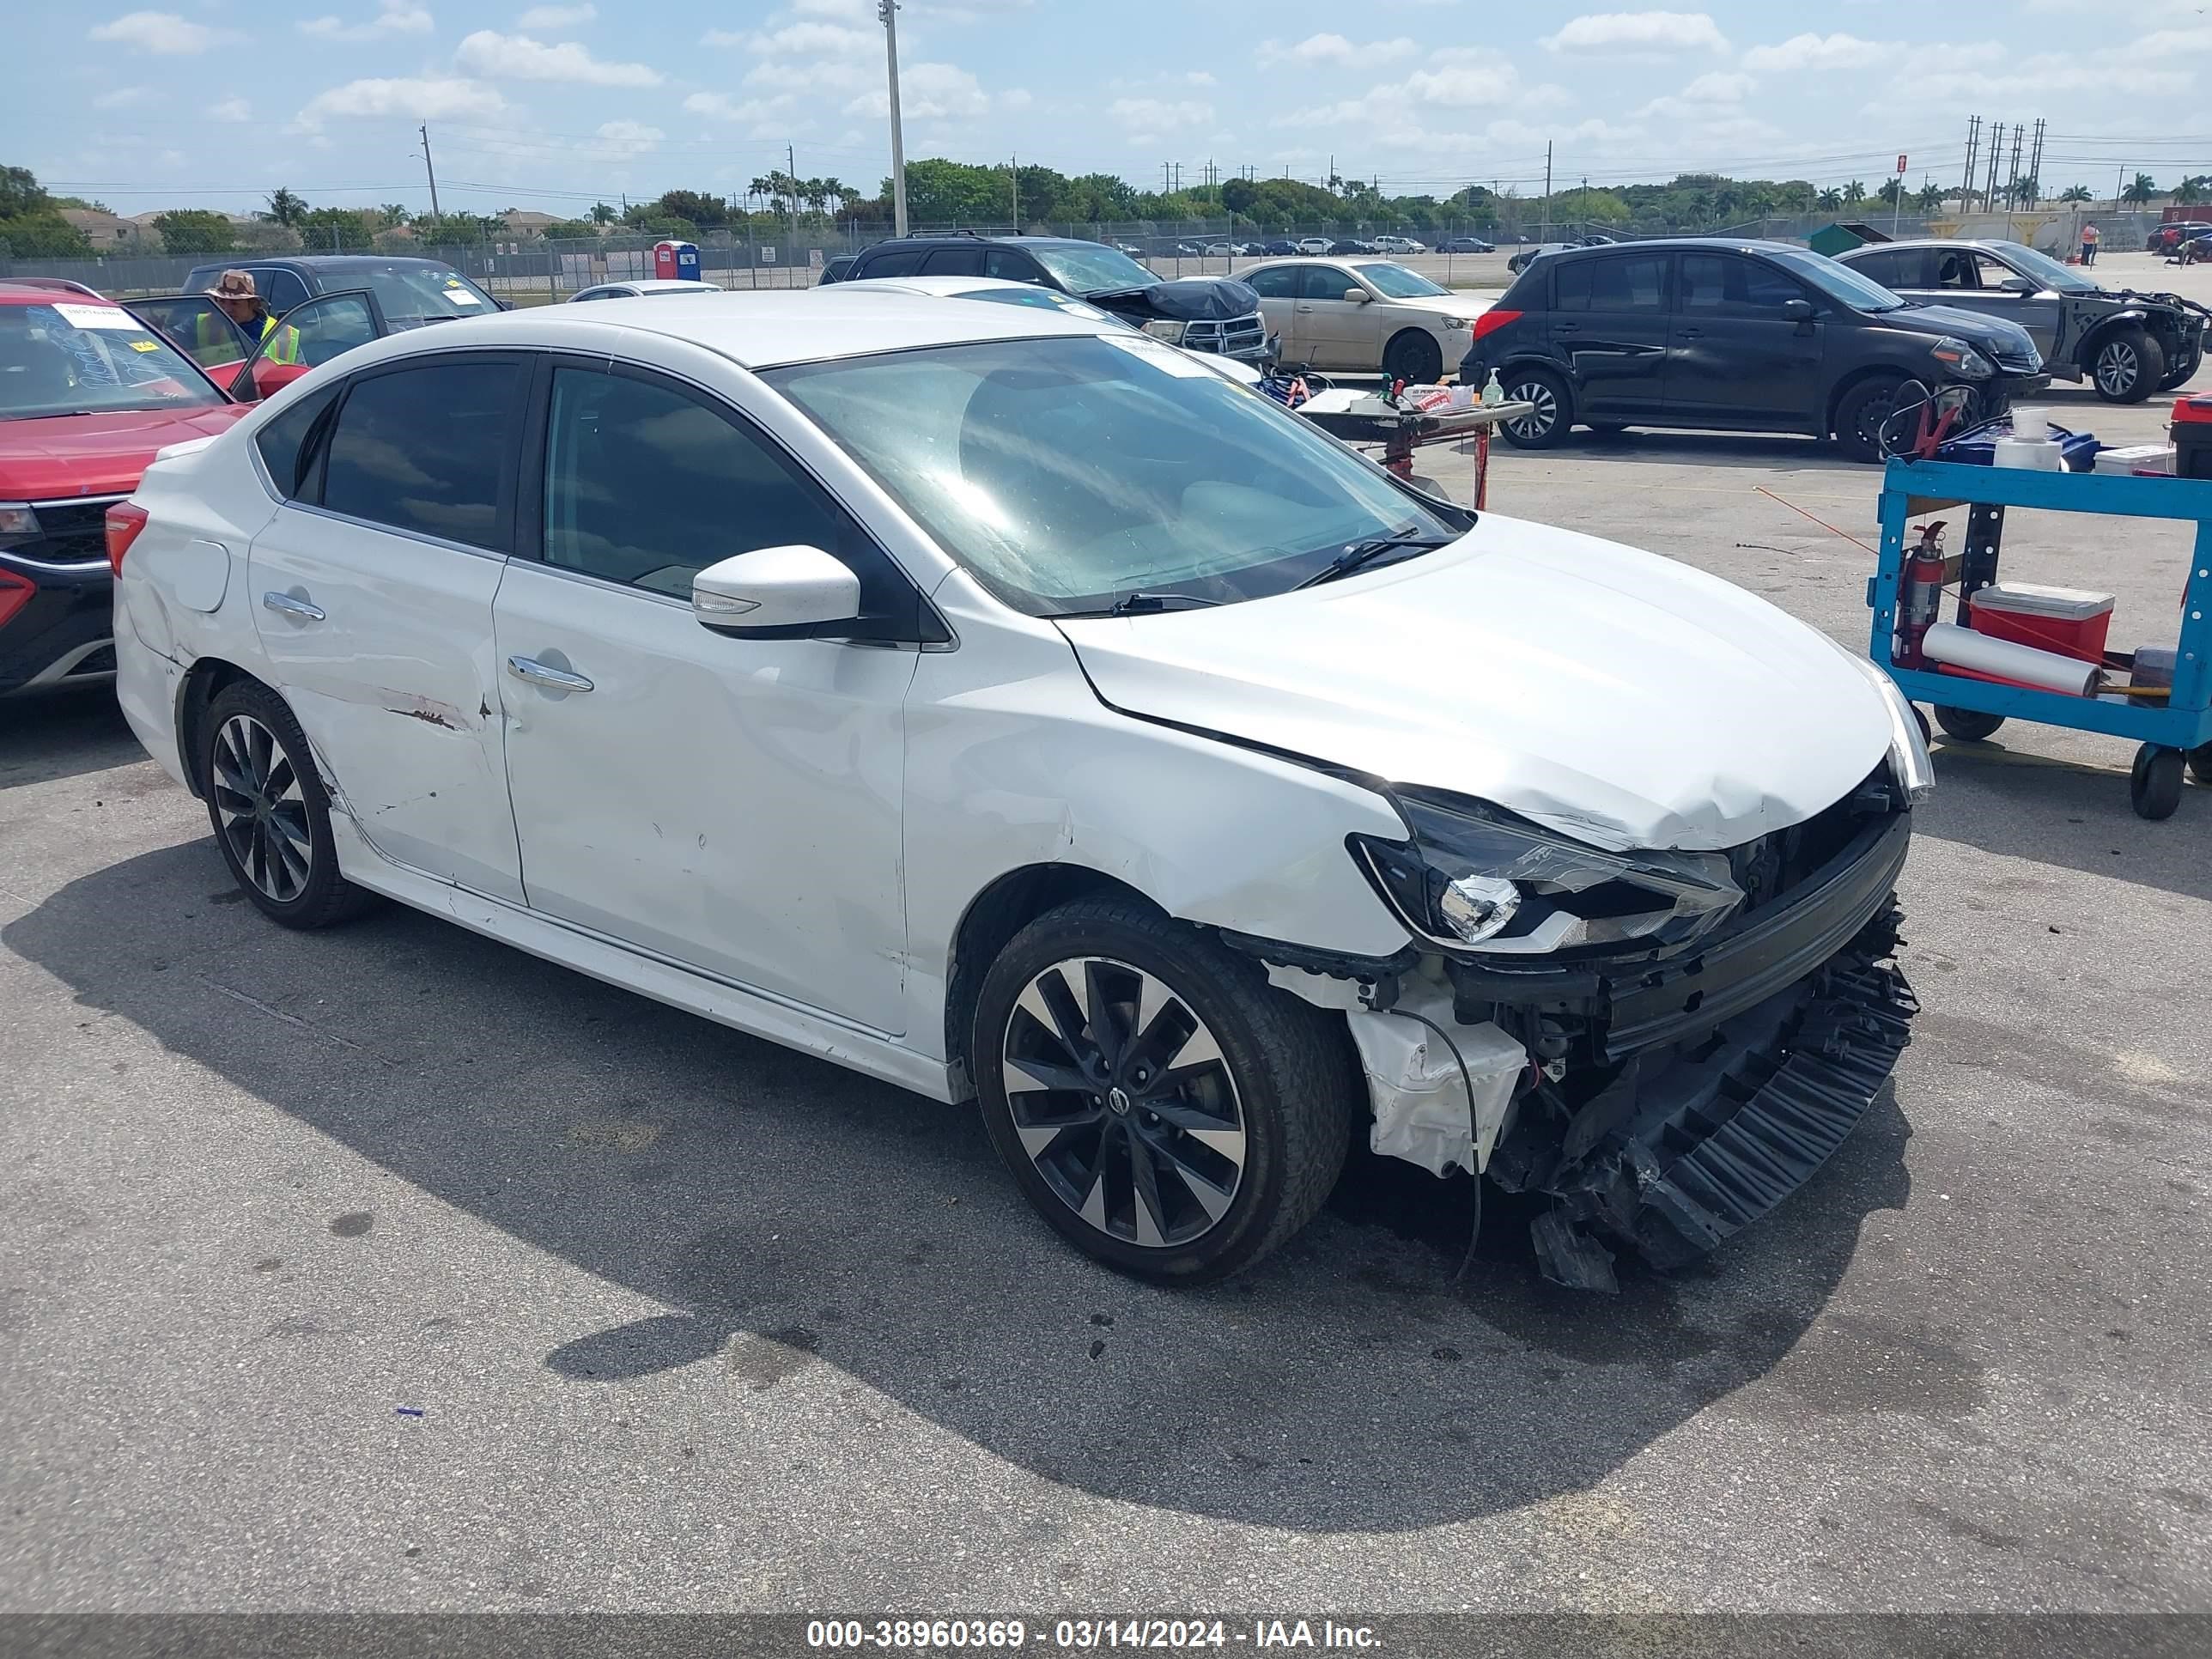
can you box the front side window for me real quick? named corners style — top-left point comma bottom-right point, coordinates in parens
top-left (763, 334), bottom-right (1462, 617)
top-left (0, 301), bottom-right (227, 419)
top-left (255, 293), bottom-right (377, 370)
top-left (1679, 254), bottom-right (1805, 314)
top-left (321, 359), bottom-right (520, 550)
top-left (982, 248), bottom-right (1045, 284)
top-left (1298, 264), bottom-right (1354, 301)
top-left (1553, 255), bottom-right (1668, 313)
top-left (1765, 246), bottom-right (1905, 312)
top-left (1992, 242), bottom-right (2096, 294)
top-left (1353, 263), bottom-right (1450, 300)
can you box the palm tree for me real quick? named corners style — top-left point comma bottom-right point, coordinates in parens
top-left (1916, 182), bottom-right (1945, 213)
top-left (2059, 184), bottom-right (2094, 204)
top-left (1876, 179), bottom-right (1905, 208)
top-left (1842, 179), bottom-right (1868, 205)
top-left (264, 186), bottom-right (307, 227)
top-left (377, 203), bottom-right (410, 228)
top-left (2122, 172), bottom-right (2159, 205)
top-left (590, 200), bottom-right (616, 225)
top-left (1816, 186), bottom-right (1843, 211)
top-left (2177, 175), bottom-right (2212, 206)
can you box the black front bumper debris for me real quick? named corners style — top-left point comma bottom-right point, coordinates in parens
top-left (1492, 905), bottom-right (1916, 1292)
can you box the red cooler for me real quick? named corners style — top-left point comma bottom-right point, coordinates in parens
top-left (2172, 393), bottom-right (2212, 478)
top-left (1965, 582), bottom-right (2114, 664)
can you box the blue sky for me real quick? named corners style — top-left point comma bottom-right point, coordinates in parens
top-left (13, 1), bottom-right (2212, 215)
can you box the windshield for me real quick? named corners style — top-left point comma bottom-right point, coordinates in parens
top-left (1354, 262), bottom-right (1451, 300)
top-left (1764, 246), bottom-right (1905, 312)
top-left (347, 264), bottom-right (497, 320)
top-left (1029, 243), bottom-right (1158, 296)
top-left (952, 286), bottom-right (1129, 328)
top-left (764, 335), bottom-right (1461, 616)
top-left (1994, 241), bottom-right (2098, 293)
top-left (0, 301), bottom-right (225, 420)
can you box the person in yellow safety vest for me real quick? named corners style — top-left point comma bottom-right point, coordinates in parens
top-left (203, 270), bottom-right (301, 366)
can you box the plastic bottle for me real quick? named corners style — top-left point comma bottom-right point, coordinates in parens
top-left (1480, 368), bottom-right (1504, 407)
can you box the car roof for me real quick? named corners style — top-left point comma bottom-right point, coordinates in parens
top-left (579, 278), bottom-right (725, 292)
top-left (830, 275), bottom-right (1066, 298)
top-left (190, 255), bottom-right (456, 271)
top-left (1837, 238), bottom-right (2012, 253)
top-left (325, 286), bottom-right (1110, 372)
top-left (0, 283), bottom-right (122, 308)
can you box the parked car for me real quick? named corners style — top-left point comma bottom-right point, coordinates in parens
top-left (1371, 235), bottom-right (1428, 255)
top-left (179, 256), bottom-right (502, 325)
top-left (0, 283), bottom-right (248, 695)
top-left (1240, 258), bottom-right (1488, 382)
top-left (1460, 238), bottom-right (2049, 462)
top-left (2147, 221), bottom-right (2212, 253)
top-left (817, 254), bottom-right (859, 284)
top-left (1329, 238), bottom-right (1379, 255)
top-left (1294, 237), bottom-right (1334, 255)
top-left (837, 234), bottom-right (1273, 364)
top-left (1572, 234), bottom-right (1620, 247)
top-left (1202, 242), bottom-right (1234, 257)
top-left (1507, 243), bottom-right (1571, 275)
top-left (112, 289), bottom-right (1929, 1288)
top-left (1835, 237), bottom-right (2206, 401)
top-left (1256, 239), bottom-right (1301, 257)
top-left (568, 278), bottom-right (726, 302)
top-left (820, 273), bottom-right (1262, 383)
top-left (1439, 236), bottom-right (1494, 253)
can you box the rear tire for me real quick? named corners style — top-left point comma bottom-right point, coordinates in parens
top-left (1498, 366), bottom-right (1573, 449)
top-left (2191, 743), bottom-right (2212, 786)
top-left (971, 897), bottom-right (1358, 1284)
top-left (2091, 328), bottom-right (2165, 403)
top-left (201, 679), bottom-right (377, 930)
top-left (1933, 705), bottom-right (2007, 742)
top-left (1834, 375), bottom-right (1906, 464)
top-left (2132, 744), bottom-right (2185, 820)
top-left (1382, 329), bottom-right (1443, 386)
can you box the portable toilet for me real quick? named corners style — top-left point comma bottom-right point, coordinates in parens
top-left (652, 240), bottom-right (702, 282)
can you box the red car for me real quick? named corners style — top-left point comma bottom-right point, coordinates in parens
top-left (0, 283), bottom-right (248, 695)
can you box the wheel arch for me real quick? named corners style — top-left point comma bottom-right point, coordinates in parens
top-left (1382, 325), bottom-right (1443, 372)
top-left (1824, 364), bottom-right (1909, 436)
top-left (173, 655), bottom-right (262, 799)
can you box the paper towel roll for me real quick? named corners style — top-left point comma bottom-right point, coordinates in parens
top-left (1923, 622), bottom-right (2101, 695)
top-left (1994, 436), bottom-right (2063, 470)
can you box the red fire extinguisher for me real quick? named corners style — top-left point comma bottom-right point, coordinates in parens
top-left (1898, 521), bottom-right (1948, 667)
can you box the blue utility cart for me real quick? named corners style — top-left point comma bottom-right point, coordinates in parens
top-left (1869, 456), bottom-right (2212, 819)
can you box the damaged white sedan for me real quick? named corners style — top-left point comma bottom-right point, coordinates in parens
top-left (110, 290), bottom-right (1929, 1290)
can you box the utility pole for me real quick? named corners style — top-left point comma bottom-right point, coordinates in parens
top-left (2027, 117), bottom-right (2046, 208)
top-left (419, 123), bottom-right (441, 220)
top-left (1985, 121), bottom-right (2003, 213)
top-left (787, 143), bottom-right (800, 250)
top-left (2117, 163), bottom-right (2127, 211)
top-left (2007, 123), bottom-right (2026, 210)
top-left (1961, 114), bottom-right (1980, 206)
top-left (1542, 139), bottom-right (1553, 242)
top-left (1010, 153), bottom-right (1018, 228)
top-left (878, 0), bottom-right (908, 235)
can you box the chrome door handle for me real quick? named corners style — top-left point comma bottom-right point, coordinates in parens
top-left (261, 591), bottom-right (325, 622)
top-left (506, 654), bottom-right (594, 693)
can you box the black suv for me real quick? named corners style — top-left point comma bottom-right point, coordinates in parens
top-left (826, 234), bottom-right (1273, 363)
top-left (179, 255), bottom-right (501, 325)
top-left (1461, 238), bottom-right (2049, 461)
top-left (1835, 238), bottom-right (2205, 402)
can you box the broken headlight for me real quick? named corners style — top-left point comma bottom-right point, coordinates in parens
top-left (1351, 790), bottom-right (1743, 957)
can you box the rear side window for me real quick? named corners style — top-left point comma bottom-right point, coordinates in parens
top-left (858, 247), bottom-right (926, 278)
top-left (1554, 255), bottom-right (1668, 313)
top-left (1845, 248), bottom-right (1923, 289)
top-left (253, 383), bottom-right (340, 500)
top-left (1243, 266), bottom-right (1300, 299)
top-left (322, 359), bottom-right (521, 551)
top-left (255, 269), bottom-right (311, 313)
top-left (921, 246), bottom-right (986, 276)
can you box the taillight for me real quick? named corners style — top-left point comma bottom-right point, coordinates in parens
top-left (1471, 309), bottom-right (1522, 342)
top-left (105, 501), bottom-right (150, 575)
top-left (0, 569), bottom-right (33, 630)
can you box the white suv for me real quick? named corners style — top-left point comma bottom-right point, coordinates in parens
top-left (111, 290), bottom-right (1929, 1290)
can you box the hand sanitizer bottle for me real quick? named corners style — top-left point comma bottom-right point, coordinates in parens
top-left (1480, 368), bottom-right (1504, 407)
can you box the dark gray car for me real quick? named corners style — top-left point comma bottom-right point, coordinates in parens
top-left (1835, 238), bottom-right (2205, 403)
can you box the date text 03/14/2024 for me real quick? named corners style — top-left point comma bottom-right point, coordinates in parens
top-left (805, 1620), bottom-right (1383, 1650)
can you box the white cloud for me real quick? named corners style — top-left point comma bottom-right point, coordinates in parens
top-left (1676, 69), bottom-right (1753, 102)
top-left (300, 1), bottom-right (434, 41)
top-left (1540, 11), bottom-right (1727, 55)
top-left (708, 21), bottom-right (872, 53)
top-left (1109, 96), bottom-right (1215, 137)
top-left (848, 60), bottom-right (988, 119)
top-left (1740, 33), bottom-right (1891, 75)
top-left (455, 29), bottom-right (662, 85)
top-left (93, 86), bottom-right (150, 109)
top-left (88, 11), bottom-right (226, 53)
top-left (517, 2), bottom-right (594, 25)
top-left (294, 76), bottom-right (507, 129)
top-left (1257, 33), bottom-right (1418, 69)
top-left (791, 0), bottom-right (869, 16)
top-left (208, 95), bottom-right (251, 121)
top-left (592, 118), bottom-right (660, 156)
top-left (1000, 87), bottom-right (1033, 108)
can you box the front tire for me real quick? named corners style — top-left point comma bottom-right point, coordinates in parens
top-left (1498, 366), bottom-right (1573, 449)
top-left (972, 898), bottom-right (1358, 1284)
top-left (1382, 329), bottom-right (1443, 386)
top-left (2092, 328), bottom-right (2165, 403)
top-left (1834, 375), bottom-right (1906, 464)
top-left (201, 679), bottom-right (376, 929)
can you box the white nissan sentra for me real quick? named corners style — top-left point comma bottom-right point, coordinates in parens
top-left (110, 291), bottom-right (1931, 1291)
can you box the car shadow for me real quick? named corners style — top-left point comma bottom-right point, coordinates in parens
top-left (0, 685), bottom-right (144, 788)
top-left (1484, 428), bottom-right (1870, 474)
top-left (3, 839), bottom-right (1914, 1532)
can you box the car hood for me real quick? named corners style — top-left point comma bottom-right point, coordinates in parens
top-left (1055, 514), bottom-right (1892, 853)
top-left (1889, 302), bottom-right (2040, 356)
top-left (1089, 276), bottom-right (1263, 321)
top-left (0, 404), bottom-right (246, 501)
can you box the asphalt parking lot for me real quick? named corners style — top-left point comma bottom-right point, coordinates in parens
top-left (3, 252), bottom-right (2209, 1620)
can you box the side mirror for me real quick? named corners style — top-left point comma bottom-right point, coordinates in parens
top-left (1343, 288), bottom-right (1370, 304)
top-left (693, 544), bottom-right (860, 638)
top-left (1783, 297), bottom-right (1815, 323)
top-left (1997, 276), bottom-right (2037, 295)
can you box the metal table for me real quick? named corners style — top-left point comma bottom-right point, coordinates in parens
top-left (1297, 392), bottom-right (1534, 509)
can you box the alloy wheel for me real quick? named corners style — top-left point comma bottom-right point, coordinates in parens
top-left (210, 714), bottom-right (313, 904)
top-left (1000, 957), bottom-right (1247, 1249)
top-left (2096, 340), bottom-right (2140, 398)
top-left (1505, 379), bottom-right (1558, 440)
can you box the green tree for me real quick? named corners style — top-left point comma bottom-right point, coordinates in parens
top-left (1842, 179), bottom-right (1869, 205)
top-left (298, 206), bottom-right (374, 249)
top-left (1816, 187), bottom-right (1843, 211)
top-left (264, 186), bottom-right (309, 227)
top-left (1915, 183), bottom-right (1945, 213)
top-left (2123, 172), bottom-right (2159, 205)
top-left (0, 162), bottom-right (91, 256)
top-left (150, 209), bottom-right (237, 254)
top-left (1875, 178), bottom-right (1905, 208)
top-left (537, 217), bottom-right (604, 239)
top-left (377, 203), bottom-right (410, 228)
top-left (410, 211), bottom-right (494, 246)
top-left (657, 190), bottom-right (729, 228)
top-left (2058, 184), bottom-right (2094, 204)
top-left (590, 200), bottom-right (616, 225)
top-left (0, 164), bottom-right (49, 217)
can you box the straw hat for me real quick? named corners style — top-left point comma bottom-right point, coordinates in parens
top-left (204, 270), bottom-right (262, 304)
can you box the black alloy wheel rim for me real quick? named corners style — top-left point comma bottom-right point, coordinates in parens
top-left (211, 714), bottom-right (313, 903)
top-left (1506, 378), bottom-right (1558, 439)
top-left (1000, 957), bottom-right (1247, 1248)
